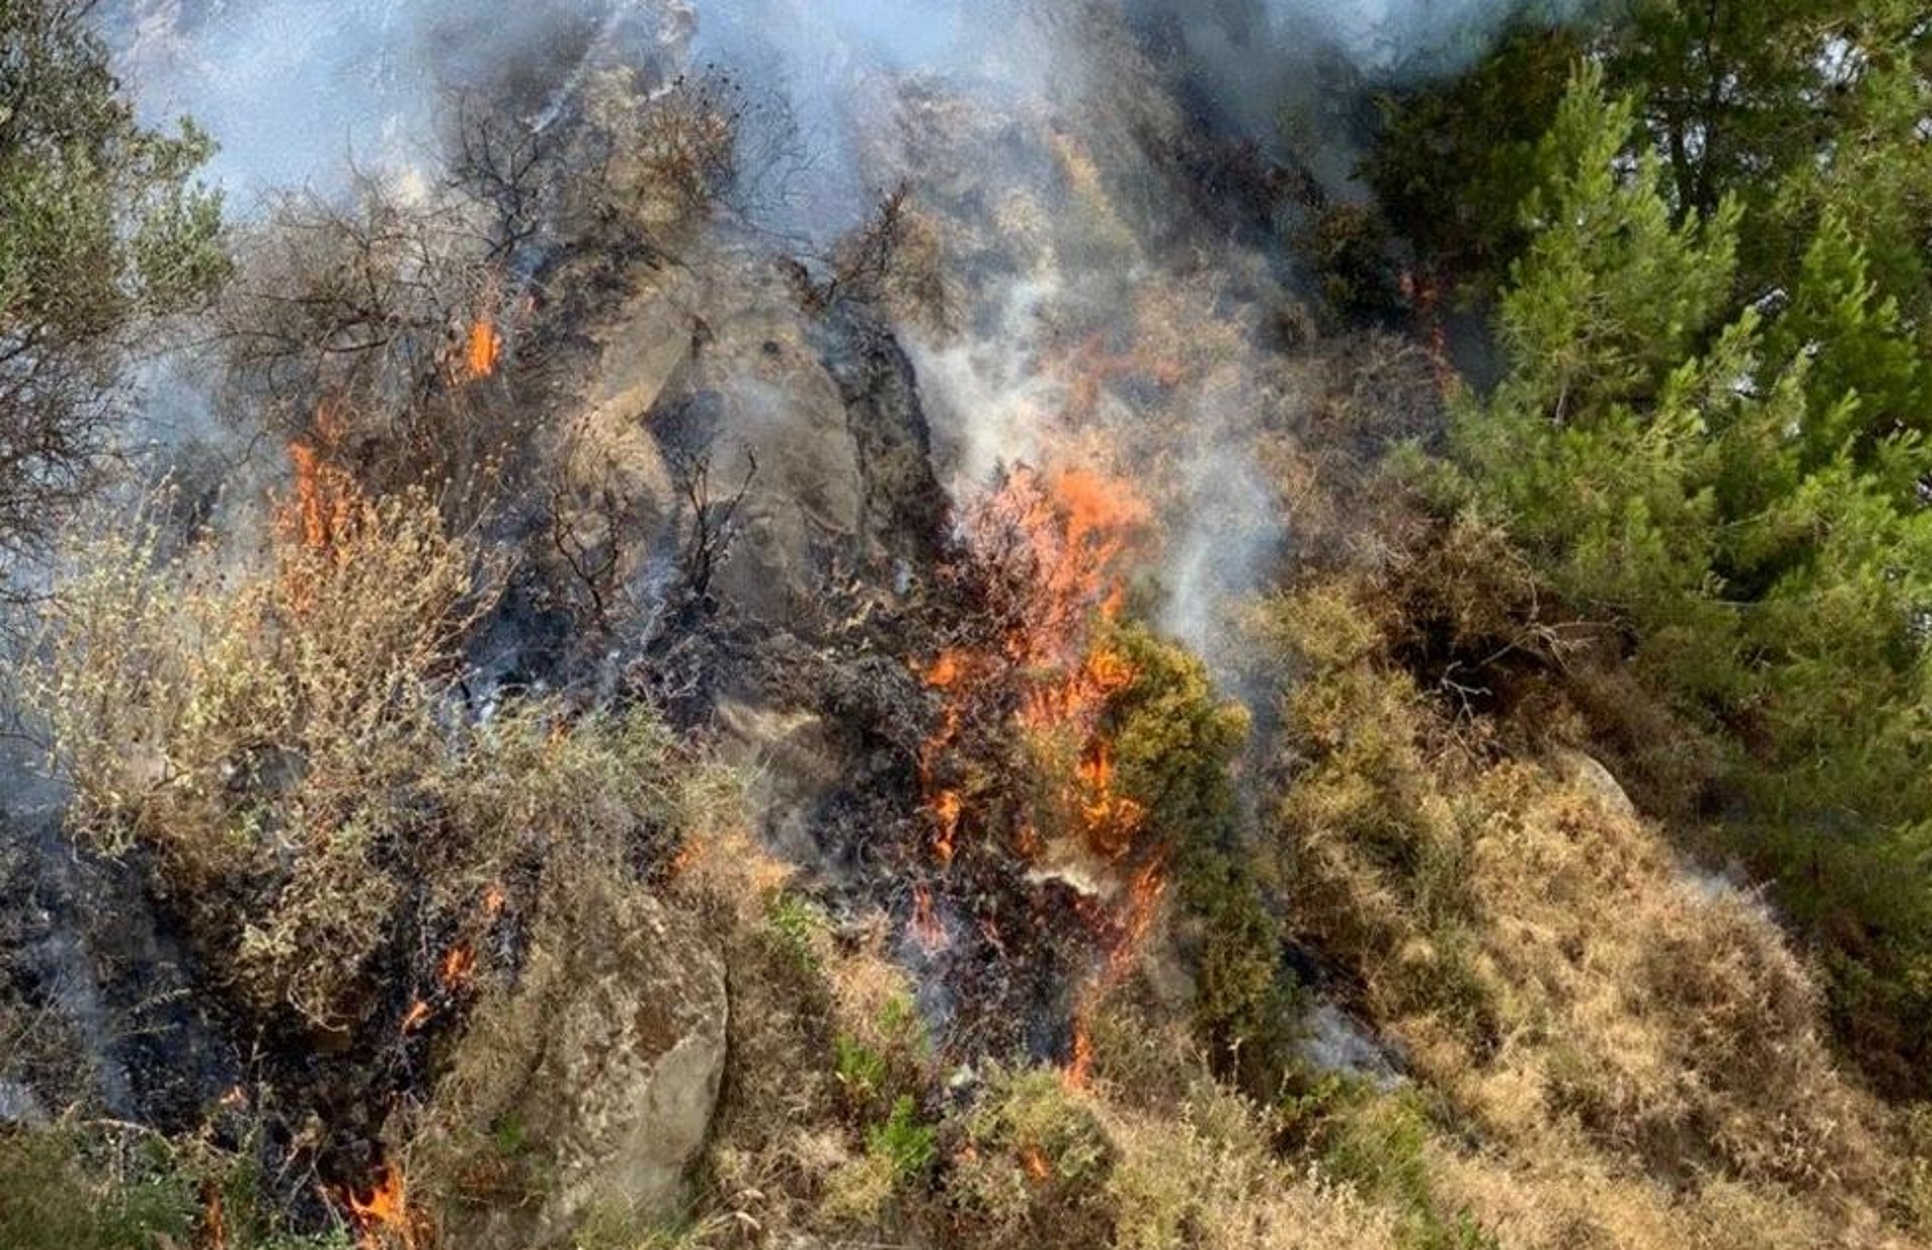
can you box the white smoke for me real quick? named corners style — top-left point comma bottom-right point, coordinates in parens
top-left (96, 0), bottom-right (1572, 693)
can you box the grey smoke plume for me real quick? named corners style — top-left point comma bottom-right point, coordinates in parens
top-left (102, 0), bottom-right (1577, 200)
top-left (97, 0), bottom-right (1569, 692)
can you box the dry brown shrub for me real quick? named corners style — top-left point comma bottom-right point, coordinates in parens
top-left (1102, 1080), bottom-right (1401, 1250)
top-left (1259, 573), bottom-right (1922, 1247)
top-left (29, 485), bottom-right (731, 1033)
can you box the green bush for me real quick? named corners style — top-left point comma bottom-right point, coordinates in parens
top-left (865, 1095), bottom-right (937, 1182)
top-left (0, 1124), bottom-right (354, 1250)
top-left (1316, 1093), bottom-right (1498, 1250)
top-left (946, 1067), bottom-right (1119, 1250)
top-left (1439, 63), bottom-right (1932, 1091)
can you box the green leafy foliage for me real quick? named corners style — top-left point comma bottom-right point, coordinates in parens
top-left (1362, 24), bottom-right (1583, 289)
top-left (946, 1067), bottom-right (1118, 1249)
top-left (0, 0), bottom-right (229, 559)
top-left (1443, 62), bottom-right (1932, 1090)
top-left (0, 1125), bottom-right (355, 1250)
top-left (1098, 623), bottom-right (1301, 1094)
top-left (865, 1095), bottom-right (938, 1181)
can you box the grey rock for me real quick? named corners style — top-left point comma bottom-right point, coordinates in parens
top-left (440, 885), bottom-right (727, 1248)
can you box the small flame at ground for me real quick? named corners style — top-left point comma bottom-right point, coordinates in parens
top-left (201, 1180), bottom-right (228, 1250)
top-left (1065, 859), bottom-right (1168, 1089)
top-left (400, 999), bottom-right (433, 1034)
top-left (461, 317), bottom-right (502, 380)
top-left (911, 883), bottom-right (947, 952)
top-left (342, 1164), bottom-right (417, 1250)
top-left (280, 399), bottom-right (360, 558)
top-left (439, 943), bottom-right (476, 990)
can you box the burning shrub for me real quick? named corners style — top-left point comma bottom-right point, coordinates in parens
top-left (1086, 623), bottom-right (1299, 1095)
top-left (944, 1067), bottom-right (1118, 1250)
top-left (221, 180), bottom-right (506, 439)
top-left (30, 479), bottom-right (725, 1041)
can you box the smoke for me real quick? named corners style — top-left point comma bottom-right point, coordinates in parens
top-left (100, 0), bottom-right (1574, 202)
top-left (101, 0), bottom-right (681, 195)
top-left (95, 0), bottom-right (1573, 689)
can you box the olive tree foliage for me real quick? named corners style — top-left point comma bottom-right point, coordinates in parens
top-left (0, 0), bottom-right (227, 564)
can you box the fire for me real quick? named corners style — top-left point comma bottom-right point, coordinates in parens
top-left (400, 999), bottom-right (433, 1034)
top-left (1065, 1020), bottom-right (1096, 1089)
top-left (342, 1164), bottom-right (418, 1250)
top-left (200, 1180), bottom-right (227, 1250)
top-left (914, 464), bottom-right (1150, 874)
top-left (930, 789), bottom-right (962, 864)
top-left (664, 840), bottom-right (700, 879)
top-left (279, 398), bottom-right (360, 560)
top-left (1021, 1144), bottom-right (1052, 1181)
top-left (401, 884), bottom-right (503, 1035)
top-left (1075, 741), bottom-right (1145, 859)
top-left (460, 316), bottom-right (502, 380)
top-left (911, 883), bottom-right (946, 952)
top-left (986, 465), bottom-right (1149, 670)
top-left (439, 943), bottom-right (476, 990)
top-left (908, 424), bottom-right (1167, 1083)
top-left (925, 649), bottom-right (969, 688)
top-left (1064, 858), bottom-right (1168, 1089)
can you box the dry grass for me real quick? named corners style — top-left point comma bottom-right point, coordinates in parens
top-left (1263, 572), bottom-right (1930, 1249)
top-left (1101, 1082), bottom-right (1402, 1250)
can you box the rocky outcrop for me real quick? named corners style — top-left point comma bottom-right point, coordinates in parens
top-left (554, 254), bottom-right (945, 645)
top-left (431, 880), bottom-right (727, 1248)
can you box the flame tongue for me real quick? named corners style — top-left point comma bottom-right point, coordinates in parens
top-left (342, 1163), bottom-right (417, 1250)
top-left (461, 316), bottom-right (502, 379)
top-left (912, 455), bottom-right (1167, 1079)
top-left (917, 463), bottom-right (1150, 868)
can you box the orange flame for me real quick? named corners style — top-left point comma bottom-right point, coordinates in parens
top-left (279, 399), bottom-right (360, 559)
top-left (400, 999), bottom-right (433, 1034)
top-left (1021, 1144), bottom-right (1052, 1181)
top-left (910, 452), bottom-right (1164, 1081)
top-left (911, 884), bottom-right (946, 952)
top-left (930, 790), bottom-right (962, 864)
top-left (439, 943), bottom-right (476, 990)
top-left (200, 1180), bottom-right (228, 1250)
top-left (343, 1165), bottom-right (417, 1250)
top-left (1065, 1021), bottom-right (1097, 1089)
top-left (465, 318), bottom-right (503, 380)
top-left (913, 464), bottom-right (1149, 878)
top-left (1065, 859), bottom-right (1168, 1089)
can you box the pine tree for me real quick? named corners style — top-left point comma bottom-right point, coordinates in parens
top-left (1452, 61), bottom-right (1932, 1091)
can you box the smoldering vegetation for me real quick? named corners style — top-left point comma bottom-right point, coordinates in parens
top-left (2, 1), bottom-right (1930, 1249)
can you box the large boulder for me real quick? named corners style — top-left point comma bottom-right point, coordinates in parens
top-left (560, 253), bottom-right (944, 639)
top-left (429, 879), bottom-right (727, 1248)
